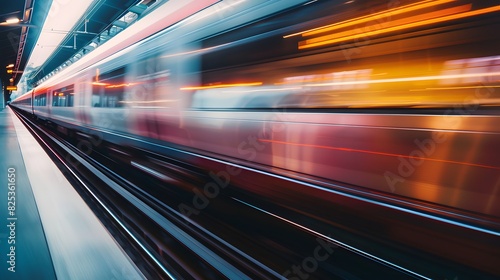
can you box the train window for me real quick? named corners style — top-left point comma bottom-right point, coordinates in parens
top-left (53, 85), bottom-right (74, 107)
top-left (194, 0), bottom-right (500, 109)
top-left (92, 67), bottom-right (126, 108)
top-left (125, 56), bottom-right (171, 107)
top-left (34, 92), bottom-right (47, 106)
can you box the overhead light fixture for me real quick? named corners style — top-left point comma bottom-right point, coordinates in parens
top-left (6, 18), bottom-right (20, 24)
top-left (0, 18), bottom-right (36, 27)
top-left (6, 64), bottom-right (14, 68)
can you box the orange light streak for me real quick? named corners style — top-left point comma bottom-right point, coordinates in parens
top-left (180, 82), bottom-right (263, 90)
top-left (285, 0), bottom-right (453, 38)
top-left (258, 139), bottom-right (500, 171)
top-left (105, 83), bottom-right (138, 88)
top-left (92, 82), bottom-right (109, 86)
top-left (303, 71), bottom-right (500, 87)
top-left (410, 85), bottom-right (500, 91)
top-left (299, 4), bottom-right (500, 49)
top-left (301, 4), bottom-right (471, 47)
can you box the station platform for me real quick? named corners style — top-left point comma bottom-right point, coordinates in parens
top-left (0, 107), bottom-right (144, 279)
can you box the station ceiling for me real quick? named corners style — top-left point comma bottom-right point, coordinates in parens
top-left (0, 0), bottom-right (51, 90)
top-left (1, 0), bottom-right (148, 102)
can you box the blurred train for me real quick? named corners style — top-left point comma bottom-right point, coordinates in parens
top-left (11, 0), bottom-right (500, 222)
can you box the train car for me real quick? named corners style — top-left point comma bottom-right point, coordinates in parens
top-left (12, 0), bottom-right (500, 217)
top-left (11, 90), bottom-right (33, 115)
top-left (10, 0), bottom-right (500, 274)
